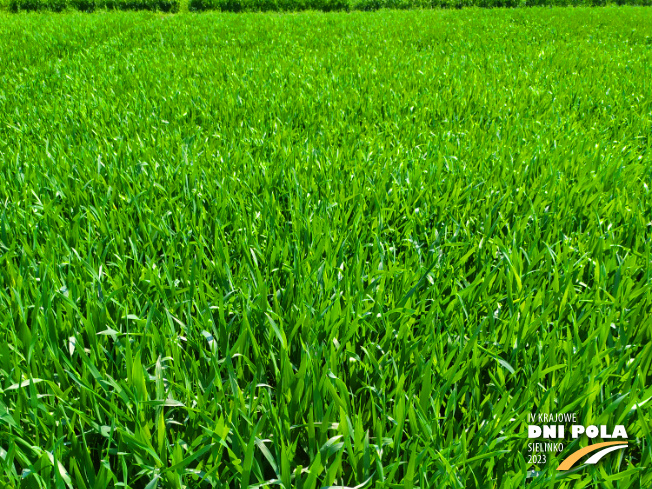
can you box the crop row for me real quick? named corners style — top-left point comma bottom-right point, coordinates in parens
top-left (5, 0), bottom-right (652, 13)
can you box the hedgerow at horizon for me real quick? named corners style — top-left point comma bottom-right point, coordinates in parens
top-left (3, 0), bottom-right (652, 14)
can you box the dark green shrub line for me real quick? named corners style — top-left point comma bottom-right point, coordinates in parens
top-left (8, 0), bottom-right (179, 12)
top-left (189, 0), bottom-right (651, 9)
top-left (4, 0), bottom-right (652, 13)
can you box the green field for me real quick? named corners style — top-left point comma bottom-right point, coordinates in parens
top-left (1, 8), bottom-right (651, 489)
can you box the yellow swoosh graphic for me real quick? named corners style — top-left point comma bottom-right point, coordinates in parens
top-left (557, 441), bottom-right (628, 471)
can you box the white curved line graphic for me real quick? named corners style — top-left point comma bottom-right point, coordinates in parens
top-left (584, 445), bottom-right (627, 465)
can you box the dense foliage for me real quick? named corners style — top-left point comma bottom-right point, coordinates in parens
top-left (7, 0), bottom-right (179, 12)
top-left (3, 0), bottom-right (652, 13)
top-left (0, 8), bottom-right (651, 489)
top-left (188, 0), bottom-right (651, 11)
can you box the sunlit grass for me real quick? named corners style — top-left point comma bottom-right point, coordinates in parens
top-left (0, 8), bottom-right (650, 489)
